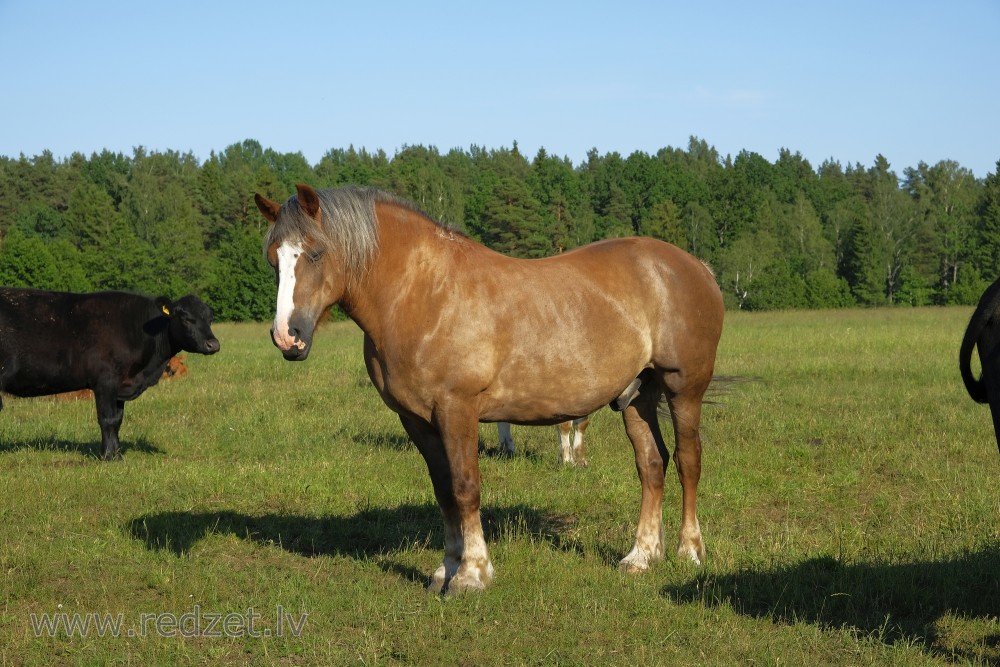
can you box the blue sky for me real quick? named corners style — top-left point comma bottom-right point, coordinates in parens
top-left (1, 1), bottom-right (998, 177)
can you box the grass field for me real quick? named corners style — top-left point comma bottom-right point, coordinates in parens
top-left (1, 307), bottom-right (998, 666)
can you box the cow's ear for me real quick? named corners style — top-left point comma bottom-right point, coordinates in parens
top-left (295, 184), bottom-right (322, 225)
top-left (155, 296), bottom-right (172, 317)
top-left (255, 193), bottom-right (282, 224)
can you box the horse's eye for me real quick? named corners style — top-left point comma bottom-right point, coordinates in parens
top-left (307, 250), bottom-right (324, 264)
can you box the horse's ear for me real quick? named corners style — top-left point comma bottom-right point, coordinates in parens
top-left (295, 184), bottom-right (322, 223)
top-left (254, 193), bottom-right (281, 224)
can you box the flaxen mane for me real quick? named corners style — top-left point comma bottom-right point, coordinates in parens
top-left (264, 186), bottom-right (422, 275)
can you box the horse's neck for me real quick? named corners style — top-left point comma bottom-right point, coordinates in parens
top-left (341, 207), bottom-right (463, 343)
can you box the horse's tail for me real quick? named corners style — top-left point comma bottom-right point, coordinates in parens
top-left (960, 278), bottom-right (1000, 404)
top-left (702, 375), bottom-right (755, 406)
top-left (656, 375), bottom-right (754, 419)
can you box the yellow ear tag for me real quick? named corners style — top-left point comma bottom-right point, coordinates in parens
top-left (162, 305), bottom-right (171, 316)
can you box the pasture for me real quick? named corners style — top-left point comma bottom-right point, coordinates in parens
top-left (1, 307), bottom-right (998, 665)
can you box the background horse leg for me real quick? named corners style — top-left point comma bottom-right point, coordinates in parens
top-left (557, 417), bottom-right (591, 466)
top-left (666, 388), bottom-right (707, 564)
top-left (984, 346), bottom-right (1000, 452)
top-left (497, 422), bottom-right (515, 456)
top-left (557, 421), bottom-right (575, 464)
top-left (572, 416), bottom-right (590, 466)
top-left (987, 377), bottom-right (1000, 453)
top-left (400, 410), bottom-right (494, 594)
top-left (619, 377), bottom-right (669, 572)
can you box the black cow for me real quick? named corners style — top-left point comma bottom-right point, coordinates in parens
top-left (960, 276), bottom-right (1000, 453)
top-left (0, 288), bottom-right (220, 460)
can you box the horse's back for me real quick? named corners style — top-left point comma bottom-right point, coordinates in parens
top-left (536, 237), bottom-right (717, 297)
top-left (542, 237), bottom-right (723, 353)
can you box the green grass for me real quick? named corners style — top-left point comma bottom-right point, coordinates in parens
top-left (1, 308), bottom-right (998, 665)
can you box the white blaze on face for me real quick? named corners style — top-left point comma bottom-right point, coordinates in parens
top-left (273, 240), bottom-right (304, 351)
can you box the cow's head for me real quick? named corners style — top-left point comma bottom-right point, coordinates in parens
top-left (166, 295), bottom-right (221, 355)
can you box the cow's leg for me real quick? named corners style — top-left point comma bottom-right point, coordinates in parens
top-left (94, 391), bottom-right (124, 461)
top-left (497, 422), bottom-right (515, 457)
top-left (619, 379), bottom-right (669, 572)
top-left (572, 415), bottom-right (590, 467)
top-left (400, 407), bottom-right (493, 594)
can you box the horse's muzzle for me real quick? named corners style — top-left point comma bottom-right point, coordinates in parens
top-left (271, 326), bottom-right (311, 361)
top-left (281, 343), bottom-right (310, 361)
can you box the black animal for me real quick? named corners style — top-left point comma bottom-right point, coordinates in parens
top-left (960, 277), bottom-right (1000, 453)
top-left (0, 289), bottom-right (220, 459)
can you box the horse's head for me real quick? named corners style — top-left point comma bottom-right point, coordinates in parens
top-left (255, 184), bottom-right (346, 361)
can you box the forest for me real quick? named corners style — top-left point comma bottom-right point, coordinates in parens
top-left (1, 137), bottom-right (998, 320)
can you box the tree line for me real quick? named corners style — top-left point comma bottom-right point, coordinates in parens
top-left (1, 138), bottom-right (998, 320)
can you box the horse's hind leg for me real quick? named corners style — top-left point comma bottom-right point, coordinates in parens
top-left (619, 373), bottom-right (670, 572)
top-left (984, 346), bottom-right (1000, 452)
top-left (666, 385), bottom-right (708, 564)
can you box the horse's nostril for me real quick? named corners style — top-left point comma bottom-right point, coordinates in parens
top-left (288, 328), bottom-right (300, 340)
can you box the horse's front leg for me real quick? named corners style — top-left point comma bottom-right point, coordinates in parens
top-left (400, 409), bottom-right (493, 594)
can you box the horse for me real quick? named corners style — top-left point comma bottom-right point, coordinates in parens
top-left (497, 417), bottom-right (591, 466)
top-left (960, 276), bottom-right (1000, 453)
top-left (254, 184), bottom-right (724, 593)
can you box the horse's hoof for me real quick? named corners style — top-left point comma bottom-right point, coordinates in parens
top-left (444, 577), bottom-right (488, 595)
top-left (618, 559), bottom-right (650, 574)
top-left (618, 551), bottom-right (652, 574)
top-left (677, 543), bottom-right (704, 566)
top-left (426, 561), bottom-right (493, 595)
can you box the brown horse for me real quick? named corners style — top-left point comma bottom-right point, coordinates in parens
top-left (254, 184), bottom-right (724, 593)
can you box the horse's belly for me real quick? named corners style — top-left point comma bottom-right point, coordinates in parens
top-left (479, 361), bottom-right (644, 424)
top-left (479, 402), bottom-right (599, 426)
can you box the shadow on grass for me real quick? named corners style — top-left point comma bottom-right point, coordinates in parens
top-left (0, 436), bottom-right (163, 459)
top-left (662, 547), bottom-right (1000, 663)
top-left (350, 431), bottom-right (413, 452)
top-left (349, 430), bottom-right (548, 464)
top-left (477, 443), bottom-right (548, 464)
top-left (126, 503), bottom-right (574, 586)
